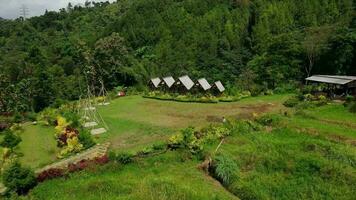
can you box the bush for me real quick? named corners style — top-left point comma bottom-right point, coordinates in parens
top-left (283, 96), bottom-right (300, 108)
top-left (256, 114), bottom-right (281, 126)
top-left (2, 162), bottom-right (37, 195)
top-left (12, 112), bottom-right (23, 123)
top-left (274, 82), bottom-right (298, 94)
top-left (61, 111), bottom-right (80, 128)
top-left (116, 152), bottom-right (134, 164)
top-left (37, 168), bottom-right (65, 182)
top-left (78, 129), bottom-right (96, 149)
top-left (51, 99), bottom-right (68, 109)
top-left (211, 154), bottom-right (239, 186)
top-left (152, 142), bottom-right (167, 151)
top-left (39, 107), bottom-right (59, 125)
top-left (23, 112), bottom-right (37, 122)
top-left (0, 130), bottom-right (22, 150)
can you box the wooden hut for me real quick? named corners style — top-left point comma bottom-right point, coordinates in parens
top-left (175, 75), bottom-right (195, 93)
top-left (161, 76), bottom-right (176, 91)
top-left (195, 78), bottom-right (212, 93)
top-left (149, 77), bottom-right (162, 90)
top-left (211, 81), bottom-right (225, 95)
top-left (306, 75), bottom-right (356, 97)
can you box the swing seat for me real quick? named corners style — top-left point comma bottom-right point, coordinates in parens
top-left (84, 122), bottom-right (98, 128)
top-left (91, 128), bottom-right (107, 135)
top-left (98, 102), bottom-right (110, 106)
top-left (83, 106), bottom-right (96, 111)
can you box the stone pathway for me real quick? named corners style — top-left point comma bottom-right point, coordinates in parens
top-left (35, 142), bottom-right (110, 174)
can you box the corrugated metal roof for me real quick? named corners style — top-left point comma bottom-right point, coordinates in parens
top-left (178, 75), bottom-right (194, 90)
top-left (214, 81), bottom-right (225, 92)
top-left (318, 75), bottom-right (356, 80)
top-left (162, 76), bottom-right (175, 88)
top-left (306, 75), bottom-right (355, 85)
top-left (197, 78), bottom-right (212, 91)
top-left (150, 77), bottom-right (161, 88)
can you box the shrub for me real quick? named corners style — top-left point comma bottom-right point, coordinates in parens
top-left (283, 96), bottom-right (299, 108)
top-left (94, 155), bottom-right (109, 164)
top-left (61, 111), bottom-right (80, 128)
top-left (274, 82), bottom-right (298, 94)
top-left (295, 101), bottom-right (316, 110)
top-left (78, 129), bottom-right (95, 149)
top-left (152, 142), bottom-right (167, 151)
top-left (255, 114), bottom-right (281, 126)
top-left (51, 99), bottom-right (68, 109)
top-left (39, 107), bottom-right (59, 125)
top-left (137, 147), bottom-right (154, 156)
top-left (116, 152), bottom-right (134, 164)
top-left (23, 112), bottom-right (37, 122)
top-left (2, 162), bottom-right (37, 195)
top-left (211, 154), bottom-right (238, 186)
top-left (0, 130), bottom-right (22, 150)
top-left (315, 95), bottom-right (328, 106)
top-left (57, 136), bottom-right (83, 158)
top-left (12, 112), bottom-right (23, 123)
top-left (37, 168), bottom-right (65, 182)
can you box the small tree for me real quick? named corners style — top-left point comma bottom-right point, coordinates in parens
top-left (0, 130), bottom-right (22, 151)
top-left (303, 26), bottom-right (332, 78)
top-left (2, 162), bottom-right (37, 195)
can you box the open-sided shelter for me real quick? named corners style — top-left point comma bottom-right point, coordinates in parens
top-left (306, 75), bottom-right (356, 96)
top-left (149, 77), bottom-right (162, 90)
top-left (161, 76), bottom-right (176, 91)
top-left (213, 81), bottom-right (226, 93)
top-left (196, 78), bottom-right (212, 92)
top-left (175, 75), bottom-right (195, 92)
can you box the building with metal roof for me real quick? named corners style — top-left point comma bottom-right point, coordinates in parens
top-left (196, 78), bottom-right (212, 91)
top-left (306, 75), bottom-right (356, 85)
top-left (149, 77), bottom-right (161, 89)
top-left (306, 75), bottom-right (356, 96)
top-left (177, 75), bottom-right (195, 90)
top-left (162, 76), bottom-right (176, 88)
top-left (214, 81), bottom-right (225, 93)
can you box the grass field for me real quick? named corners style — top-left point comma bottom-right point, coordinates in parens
top-left (28, 96), bottom-right (356, 199)
top-left (10, 94), bottom-right (356, 199)
top-left (28, 151), bottom-right (238, 200)
top-left (17, 123), bottom-right (59, 169)
top-left (97, 94), bottom-right (289, 151)
top-left (16, 94), bottom-right (290, 168)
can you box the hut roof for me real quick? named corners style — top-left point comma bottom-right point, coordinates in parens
top-left (197, 78), bottom-right (212, 91)
top-left (162, 76), bottom-right (175, 88)
top-left (214, 81), bottom-right (225, 92)
top-left (178, 75), bottom-right (194, 90)
top-left (306, 75), bottom-right (356, 85)
top-left (150, 77), bottom-right (161, 88)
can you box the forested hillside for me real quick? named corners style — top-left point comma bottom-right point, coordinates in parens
top-left (0, 0), bottom-right (355, 112)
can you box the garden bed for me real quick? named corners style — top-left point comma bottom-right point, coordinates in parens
top-left (143, 92), bottom-right (251, 104)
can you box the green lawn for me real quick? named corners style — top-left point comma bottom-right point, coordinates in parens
top-left (97, 94), bottom-right (289, 151)
top-left (17, 123), bottom-right (59, 169)
top-left (28, 151), bottom-right (237, 200)
top-left (13, 94), bottom-right (290, 169)
top-left (26, 99), bottom-right (356, 200)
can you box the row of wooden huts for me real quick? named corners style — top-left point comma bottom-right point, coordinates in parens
top-left (149, 75), bottom-right (225, 93)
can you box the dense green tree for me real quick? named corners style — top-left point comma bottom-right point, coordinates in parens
top-left (0, 0), bottom-right (354, 113)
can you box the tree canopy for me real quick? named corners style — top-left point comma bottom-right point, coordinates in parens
top-left (0, 0), bottom-right (355, 112)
